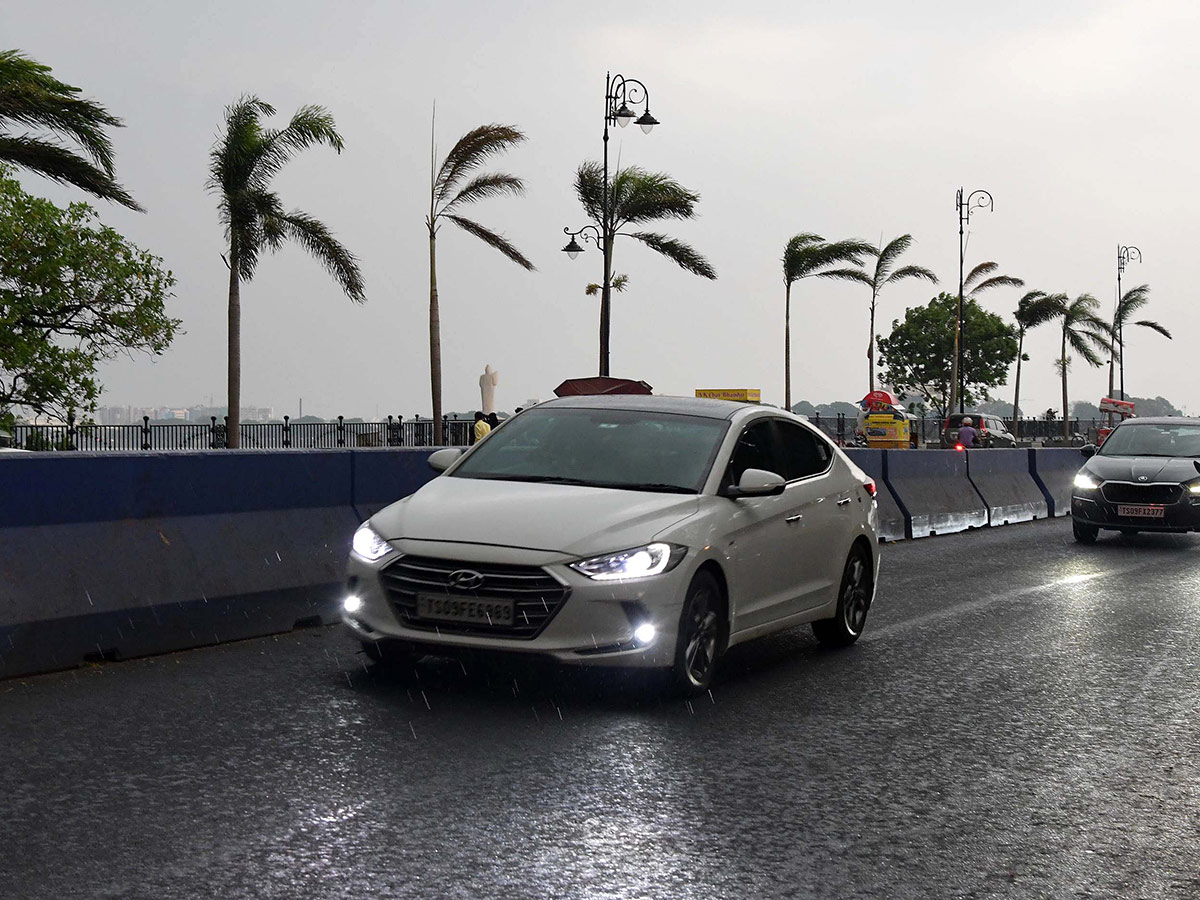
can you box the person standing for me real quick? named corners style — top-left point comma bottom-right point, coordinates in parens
top-left (473, 411), bottom-right (491, 444)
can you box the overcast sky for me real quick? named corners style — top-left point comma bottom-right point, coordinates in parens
top-left (4, 0), bottom-right (1197, 418)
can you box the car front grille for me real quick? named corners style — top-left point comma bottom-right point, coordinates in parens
top-left (1100, 482), bottom-right (1182, 505)
top-left (380, 555), bottom-right (569, 639)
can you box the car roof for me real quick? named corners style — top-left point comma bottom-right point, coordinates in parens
top-left (1116, 416), bottom-right (1200, 426)
top-left (535, 393), bottom-right (762, 421)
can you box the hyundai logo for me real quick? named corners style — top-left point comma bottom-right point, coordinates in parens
top-left (448, 569), bottom-right (485, 590)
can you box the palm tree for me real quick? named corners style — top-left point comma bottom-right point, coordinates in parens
top-left (1106, 283), bottom-right (1171, 400)
top-left (1010, 291), bottom-right (1060, 439)
top-left (1047, 293), bottom-right (1111, 438)
top-left (428, 124), bottom-right (533, 444)
top-left (949, 261), bottom-right (1025, 412)
top-left (209, 96), bottom-right (364, 448)
top-left (0, 50), bottom-right (140, 210)
top-left (781, 234), bottom-right (874, 410)
top-left (576, 162), bottom-right (716, 376)
top-left (843, 234), bottom-right (938, 392)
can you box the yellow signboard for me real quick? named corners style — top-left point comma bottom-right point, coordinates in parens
top-left (695, 389), bottom-right (762, 404)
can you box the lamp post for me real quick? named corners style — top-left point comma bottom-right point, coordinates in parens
top-left (951, 187), bottom-right (993, 414)
top-left (1116, 244), bottom-right (1141, 400)
top-left (562, 72), bottom-right (658, 376)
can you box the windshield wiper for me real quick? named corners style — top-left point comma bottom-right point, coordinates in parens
top-left (456, 473), bottom-right (595, 485)
top-left (593, 482), bottom-right (697, 494)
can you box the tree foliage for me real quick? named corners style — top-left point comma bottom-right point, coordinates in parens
top-left (877, 292), bottom-right (1018, 419)
top-left (0, 165), bottom-right (176, 427)
top-left (0, 50), bottom-right (141, 210)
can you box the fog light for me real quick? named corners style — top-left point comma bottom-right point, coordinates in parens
top-left (633, 623), bottom-right (657, 645)
top-left (343, 595), bottom-right (363, 614)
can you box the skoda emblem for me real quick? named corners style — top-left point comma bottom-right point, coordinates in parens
top-left (1138, 475), bottom-right (1148, 482)
top-left (448, 569), bottom-right (485, 590)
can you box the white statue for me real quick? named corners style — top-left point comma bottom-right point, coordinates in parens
top-left (480, 365), bottom-right (499, 414)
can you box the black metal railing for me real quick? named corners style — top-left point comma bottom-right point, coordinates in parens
top-left (12, 415), bottom-right (475, 452)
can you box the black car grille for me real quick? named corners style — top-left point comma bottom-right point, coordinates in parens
top-left (380, 556), bottom-right (569, 639)
top-left (1100, 482), bottom-right (1182, 505)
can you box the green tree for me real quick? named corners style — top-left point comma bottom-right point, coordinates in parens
top-left (0, 165), bottom-right (176, 428)
top-left (576, 162), bottom-right (715, 377)
top-left (428, 123), bottom-right (533, 445)
top-left (1105, 283), bottom-right (1171, 399)
top-left (1010, 290), bottom-right (1060, 438)
top-left (781, 234), bottom-right (873, 409)
top-left (877, 292), bottom-right (1018, 420)
top-left (949, 261), bottom-right (1025, 411)
top-left (208, 96), bottom-right (364, 448)
top-left (586, 272), bottom-right (628, 297)
top-left (840, 234), bottom-right (938, 392)
top-left (0, 50), bottom-right (141, 210)
top-left (1045, 293), bottom-right (1111, 438)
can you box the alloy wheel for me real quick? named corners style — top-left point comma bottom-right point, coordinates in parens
top-left (841, 555), bottom-right (870, 637)
top-left (683, 587), bottom-right (720, 687)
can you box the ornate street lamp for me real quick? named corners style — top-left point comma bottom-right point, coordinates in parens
top-left (561, 72), bottom-right (658, 376)
top-left (1116, 244), bottom-right (1141, 400)
top-left (952, 187), bottom-right (993, 414)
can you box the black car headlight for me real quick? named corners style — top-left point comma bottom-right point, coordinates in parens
top-left (1073, 472), bottom-right (1101, 491)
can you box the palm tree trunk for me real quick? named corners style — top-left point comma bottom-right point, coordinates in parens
top-left (1061, 328), bottom-right (1070, 440)
top-left (226, 245), bottom-right (241, 449)
top-left (784, 282), bottom-right (792, 410)
top-left (429, 229), bottom-right (443, 445)
top-left (599, 240), bottom-right (613, 377)
top-left (1012, 332), bottom-right (1023, 440)
top-left (868, 293), bottom-right (876, 392)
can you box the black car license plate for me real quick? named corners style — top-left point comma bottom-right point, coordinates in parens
top-left (1117, 504), bottom-right (1165, 518)
top-left (416, 593), bottom-right (514, 626)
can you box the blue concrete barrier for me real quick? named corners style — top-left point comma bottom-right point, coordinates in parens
top-left (883, 449), bottom-right (987, 538)
top-left (843, 448), bottom-right (907, 541)
top-left (0, 449), bottom-right (438, 680)
top-left (966, 449), bottom-right (1048, 526)
top-left (1029, 447), bottom-right (1085, 517)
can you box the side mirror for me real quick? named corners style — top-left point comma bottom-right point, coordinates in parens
top-left (428, 447), bottom-right (464, 473)
top-left (1080, 444), bottom-right (1096, 459)
top-left (721, 468), bottom-right (787, 498)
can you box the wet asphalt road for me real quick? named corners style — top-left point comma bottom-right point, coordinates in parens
top-left (3, 517), bottom-right (1200, 900)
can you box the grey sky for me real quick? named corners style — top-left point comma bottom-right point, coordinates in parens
top-left (4, 0), bottom-right (1197, 418)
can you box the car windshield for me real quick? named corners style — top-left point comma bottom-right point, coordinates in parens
top-left (1099, 423), bottom-right (1200, 457)
top-left (450, 406), bottom-right (729, 493)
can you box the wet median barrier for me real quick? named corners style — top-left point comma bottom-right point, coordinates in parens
top-left (965, 449), bottom-right (1048, 526)
top-left (0, 449), bottom-right (438, 679)
top-left (1028, 447), bottom-right (1085, 517)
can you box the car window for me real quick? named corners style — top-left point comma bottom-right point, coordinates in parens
top-left (775, 420), bottom-right (832, 480)
top-left (725, 420), bottom-right (781, 485)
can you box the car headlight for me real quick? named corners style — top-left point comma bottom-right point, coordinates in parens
top-left (1073, 473), bottom-right (1100, 491)
top-left (569, 543), bottom-right (685, 581)
top-left (352, 523), bottom-right (392, 562)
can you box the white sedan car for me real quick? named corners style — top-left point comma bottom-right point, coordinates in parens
top-left (343, 395), bottom-right (880, 694)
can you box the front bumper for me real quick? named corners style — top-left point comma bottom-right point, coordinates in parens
top-left (1071, 491), bottom-right (1200, 532)
top-left (341, 543), bottom-right (694, 669)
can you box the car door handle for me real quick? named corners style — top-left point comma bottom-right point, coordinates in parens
top-left (785, 514), bottom-right (802, 524)
top-left (836, 498), bottom-right (852, 507)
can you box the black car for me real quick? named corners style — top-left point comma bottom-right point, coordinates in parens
top-left (940, 413), bottom-right (1017, 449)
top-left (1071, 417), bottom-right (1200, 543)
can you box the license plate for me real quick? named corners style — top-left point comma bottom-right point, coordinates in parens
top-left (1117, 505), bottom-right (1165, 518)
top-left (416, 593), bottom-right (514, 626)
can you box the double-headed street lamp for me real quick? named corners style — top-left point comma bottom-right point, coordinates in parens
top-left (562, 72), bottom-right (659, 376)
top-left (1116, 244), bottom-right (1141, 400)
top-left (952, 187), bottom-right (993, 414)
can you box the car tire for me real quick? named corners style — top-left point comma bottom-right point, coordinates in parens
top-left (361, 638), bottom-right (422, 670)
top-left (1073, 519), bottom-right (1099, 544)
top-left (812, 545), bottom-right (873, 648)
top-left (670, 571), bottom-right (725, 697)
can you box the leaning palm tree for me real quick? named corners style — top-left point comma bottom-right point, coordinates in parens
top-left (0, 50), bottom-right (140, 209)
top-left (575, 162), bottom-right (716, 376)
top-left (1047, 293), bottom-right (1111, 439)
top-left (843, 234), bottom-right (938, 392)
top-left (1106, 283), bottom-right (1171, 400)
top-left (781, 234), bottom-right (874, 409)
top-left (948, 261), bottom-right (1026, 411)
top-left (1011, 291), bottom-right (1060, 439)
top-left (428, 123), bottom-right (534, 444)
top-left (209, 96), bottom-right (364, 448)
